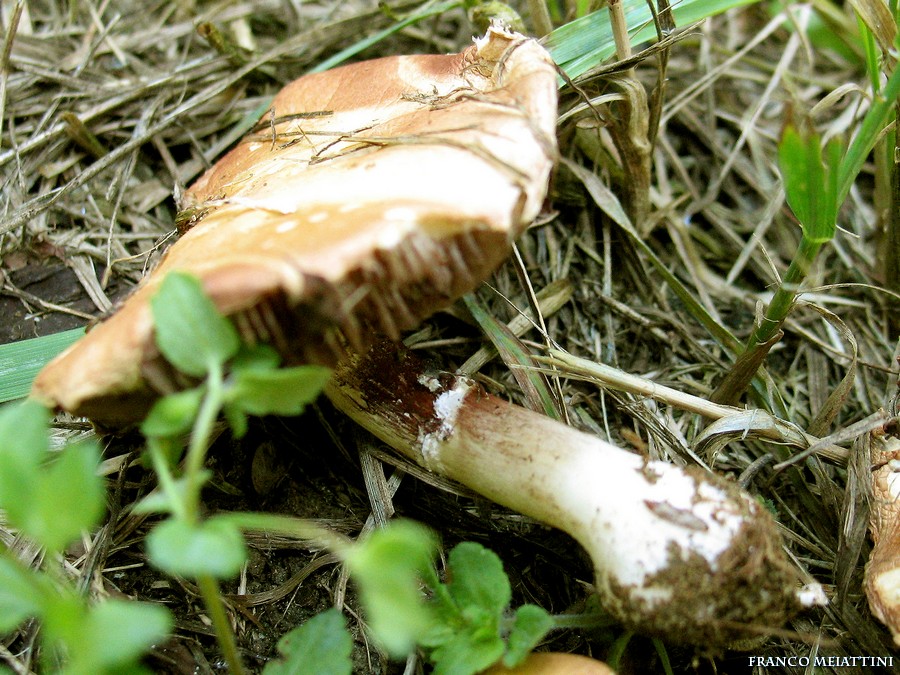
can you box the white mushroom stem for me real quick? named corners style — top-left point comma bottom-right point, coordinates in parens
top-left (326, 342), bottom-right (820, 647)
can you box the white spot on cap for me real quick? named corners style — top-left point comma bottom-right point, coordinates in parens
top-left (384, 207), bottom-right (418, 223)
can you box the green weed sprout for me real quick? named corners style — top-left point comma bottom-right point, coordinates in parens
top-left (712, 122), bottom-right (841, 404)
top-left (136, 271), bottom-right (331, 674)
top-left (261, 523), bottom-right (556, 675)
top-left (713, 56), bottom-right (900, 405)
top-left (330, 523), bottom-right (553, 675)
top-left (0, 400), bottom-right (172, 674)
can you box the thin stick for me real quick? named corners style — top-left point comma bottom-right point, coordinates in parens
top-left (0, 1), bottom-right (24, 152)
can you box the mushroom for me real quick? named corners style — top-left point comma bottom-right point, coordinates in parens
top-left (31, 22), bottom-right (558, 428)
top-left (481, 652), bottom-right (616, 674)
top-left (29, 23), bottom-right (813, 648)
top-left (325, 340), bottom-right (815, 648)
top-left (865, 431), bottom-right (900, 644)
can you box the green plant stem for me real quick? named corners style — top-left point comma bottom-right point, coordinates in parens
top-left (746, 234), bottom-right (822, 348)
top-left (184, 361), bottom-right (224, 523)
top-left (146, 437), bottom-right (188, 522)
top-left (712, 235), bottom-right (822, 405)
top-left (888, 108), bottom-right (900, 311)
top-left (652, 637), bottom-right (675, 675)
top-left (711, 39), bottom-right (900, 406)
top-left (197, 573), bottom-right (246, 675)
top-left (527, 0), bottom-right (554, 36)
top-left (551, 612), bottom-right (617, 629)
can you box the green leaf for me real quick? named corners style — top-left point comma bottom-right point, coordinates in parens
top-left (37, 441), bottom-right (106, 552)
top-left (10, 441), bottom-right (106, 553)
top-left (428, 621), bottom-right (504, 675)
top-left (231, 343), bottom-right (282, 372)
top-left (264, 608), bottom-right (352, 675)
top-left (0, 556), bottom-right (45, 632)
top-left (420, 542), bottom-right (514, 675)
top-left (0, 400), bottom-right (50, 512)
top-left (778, 125), bottom-right (813, 228)
top-left (503, 605), bottom-right (554, 667)
top-left (147, 517), bottom-right (247, 579)
top-left (778, 124), bottom-right (841, 244)
top-left (546, 0), bottom-right (757, 82)
top-left (0, 399), bottom-right (50, 453)
top-left (150, 272), bottom-right (240, 377)
top-left (446, 542), bottom-right (511, 618)
top-left (74, 600), bottom-right (172, 671)
top-left (344, 520), bottom-right (439, 656)
top-left (141, 387), bottom-right (204, 438)
top-left (802, 127), bottom-right (825, 234)
top-left (132, 490), bottom-right (177, 516)
top-left (223, 404), bottom-right (249, 439)
top-left (38, 594), bottom-right (168, 675)
top-left (820, 136), bottom-right (843, 241)
top-left (226, 365), bottom-right (331, 417)
top-left (420, 543), bottom-right (551, 674)
top-left (41, 592), bottom-right (88, 658)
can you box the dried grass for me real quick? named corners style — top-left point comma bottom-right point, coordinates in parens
top-left (1, 1), bottom-right (899, 673)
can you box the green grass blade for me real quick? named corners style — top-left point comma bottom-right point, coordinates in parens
top-left (309, 0), bottom-right (462, 75)
top-left (0, 328), bottom-right (85, 403)
top-left (837, 63), bottom-right (900, 205)
top-left (463, 294), bottom-right (562, 420)
top-left (855, 11), bottom-right (882, 93)
top-left (545, 0), bottom-right (758, 81)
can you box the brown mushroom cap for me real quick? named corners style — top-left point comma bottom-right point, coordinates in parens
top-left (481, 653), bottom-right (617, 675)
top-left (31, 24), bottom-right (558, 428)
